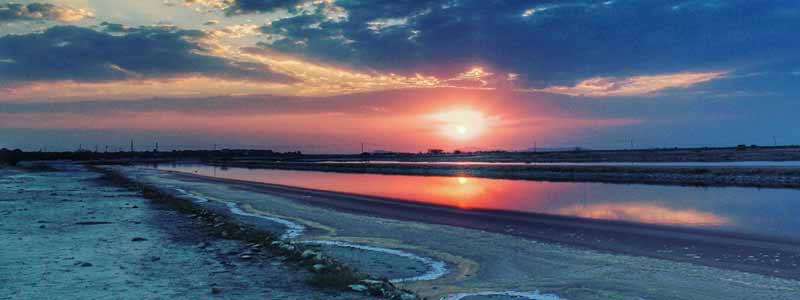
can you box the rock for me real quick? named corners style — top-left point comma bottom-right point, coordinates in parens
top-left (400, 293), bottom-right (417, 300)
top-left (131, 237), bottom-right (147, 242)
top-left (211, 287), bottom-right (222, 294)
top-left (78, 262), bottom-right (92, 267)
top-left (312, 264), bottom-right (326, 272)
top-left (302, 250), bottom-right (317, 259)
top-left (150, 256), bottom-right (160, 262)
top-left (240, 254), bottom-right (252, 260)
top-left (348, 284), bottom-right (368, 292)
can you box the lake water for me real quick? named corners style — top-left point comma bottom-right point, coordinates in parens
top-left (147, 164), bottom-right (800, 240)
top-left (312, 160), bottom-right (800, 167)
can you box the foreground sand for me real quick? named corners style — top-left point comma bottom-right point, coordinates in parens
top-left (0, 164), bottom-right (366, 300)
top-left (115, 165), bottom-right (800, 300)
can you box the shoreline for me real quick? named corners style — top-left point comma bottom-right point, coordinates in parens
top-left (107, 165), bottom-right (800, 299)
top-left (159, 169), bottom-right (800, 280)
top-left (205, 161), bottom-right (800, 189)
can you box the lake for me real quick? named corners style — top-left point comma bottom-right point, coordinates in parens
top-left (146, 164), bottom-right (800, 240)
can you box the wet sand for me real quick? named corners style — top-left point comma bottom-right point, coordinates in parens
top-left (114, 165), bottom-right (800, 300)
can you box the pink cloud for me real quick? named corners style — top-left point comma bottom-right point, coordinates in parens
top-left (532, 71), bottom-right (728, 97)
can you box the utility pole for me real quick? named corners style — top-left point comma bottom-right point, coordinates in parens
top-left (361, 142), bottom-right (364, 154)
top-left (94, 145), bottom-right (98, 153)
top-left (534, 141), bottom-right (537, 153)
top-left (104, 145), bottom-right (108, 153)
top-left (773, 136), bottom-right (778, 147)
top-left (213, 144), bottom-right (217, 151)
top-left (130, 139), bottom-right (134, 153)
top-left (155, 142), bottom-right (159, 152)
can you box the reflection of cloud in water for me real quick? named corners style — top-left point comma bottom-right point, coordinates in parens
top-left (558, 202), bottom-right (729, 226)
top-left (441, 290), bottom-right (564, 300)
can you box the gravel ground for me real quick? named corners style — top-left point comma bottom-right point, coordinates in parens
top-left (0, 164), bottom-right (366, 300)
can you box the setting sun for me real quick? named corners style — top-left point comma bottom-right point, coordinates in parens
top-left (428, 108), bottom-right (496, 141)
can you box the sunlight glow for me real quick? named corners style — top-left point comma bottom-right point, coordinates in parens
top-left (428, 108), bottom-right (496, 141)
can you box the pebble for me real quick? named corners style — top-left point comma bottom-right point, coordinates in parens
top-left (348, 284), bottom-right (368, 292)
top-left (131, 237), bottom-right (147, 242)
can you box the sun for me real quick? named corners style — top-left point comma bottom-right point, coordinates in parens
top-left (456, 125), bottom-right (468, 135)
top-left (428, 108), bottom-right (494, 141)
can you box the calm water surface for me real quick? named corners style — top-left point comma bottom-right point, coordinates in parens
top-left (313, 160), bottom-right (800, 167)
top-left (148, 164), bottom-right (800, 240)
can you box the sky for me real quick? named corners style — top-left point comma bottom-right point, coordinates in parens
top-left (0, 0), bottom-right (798, 153)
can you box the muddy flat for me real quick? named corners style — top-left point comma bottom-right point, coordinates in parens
top-left (0, 164), bottom-right (367, 300)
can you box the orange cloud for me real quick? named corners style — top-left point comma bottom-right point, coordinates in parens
top-left (0, 3), bottom-right (94, 23)
top-left (533, 71), bottom-right (727, 97)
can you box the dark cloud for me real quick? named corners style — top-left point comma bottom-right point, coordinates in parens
top-left (255, 0), bottom-right (800, 88)
top-left (0, 2), bottom-right (92, 24)
top-left (226, 0), bottom-right (306, 15)
top-left (0, 25), bottom-right (294, 84)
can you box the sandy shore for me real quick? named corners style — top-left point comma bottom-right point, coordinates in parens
top-left (0, 163), bottom-right (370, 300)
top-left (208, 161), bottom-right (800, 188)
top-left (112, 165), bottom-right (800, 300)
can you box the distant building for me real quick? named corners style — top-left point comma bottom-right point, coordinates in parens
top-left (428, 149), bottom-right (445, 154)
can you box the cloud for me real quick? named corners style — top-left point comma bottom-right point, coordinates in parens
top-left (187, 0), bottom-right (305, 15)
top-left (206, 24), bottom-right (262, 38)
top-left (533, 71), bottom-right (728, 97)
top-left (0, 2), bottom-right (93, 24)
top-left (178, 0), bottom-right (235, 10)
top-left (249, 0), bottom-right (800, 91)
top-left (0, 25), bottom-right (293, 86)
